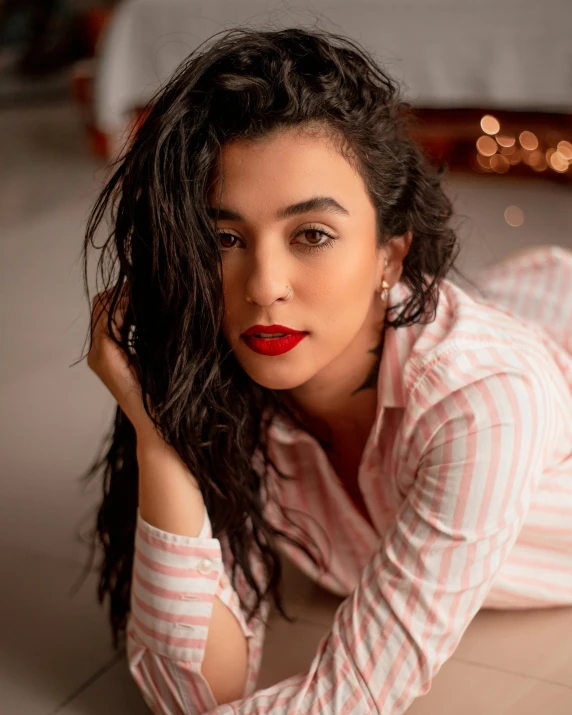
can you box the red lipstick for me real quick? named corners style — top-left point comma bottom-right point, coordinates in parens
top-left (241, 324), bottom-right (308, 356)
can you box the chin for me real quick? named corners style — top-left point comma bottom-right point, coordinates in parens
top-left (256, 377), bottom-right (304, 391)
top-left (237, 356), bottom-right (314, 391)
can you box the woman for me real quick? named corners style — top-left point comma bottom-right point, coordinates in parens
top-left (82, 27), bottom-right (572, 714)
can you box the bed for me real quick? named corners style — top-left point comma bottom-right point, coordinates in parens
top-left (94, 0), bottom-right (572, 136)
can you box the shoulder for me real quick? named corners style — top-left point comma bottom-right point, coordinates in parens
top-left (386, 278), bottom-right (561, 417)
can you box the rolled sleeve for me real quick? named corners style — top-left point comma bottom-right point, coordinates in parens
top-left (130, 508), bottom-right (224, 664)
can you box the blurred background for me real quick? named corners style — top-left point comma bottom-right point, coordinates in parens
top-left (1, 2), bottom-right (571, 714)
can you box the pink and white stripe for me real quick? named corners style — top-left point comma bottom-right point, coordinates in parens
top-left (127, 245), bottom-right (572, 713)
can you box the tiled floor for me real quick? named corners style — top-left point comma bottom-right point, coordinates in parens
top-left (0, 99), bottom-right (571, 714)
top-left (258, 560), bottom-right (572, 714)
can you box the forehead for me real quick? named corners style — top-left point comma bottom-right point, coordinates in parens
top-left (209, 126), bottom-right (367, 207)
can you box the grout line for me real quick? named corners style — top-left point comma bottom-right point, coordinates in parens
top-left (451, 655), bottom-right (572, 690)
top-left (48, 647), bottom-right (127, 715)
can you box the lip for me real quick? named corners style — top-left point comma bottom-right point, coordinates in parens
top-left (241, 333), bottom-right (308, 356)
top-left (242, 324), bottom-right (305, 337)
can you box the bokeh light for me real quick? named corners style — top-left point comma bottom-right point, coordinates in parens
top-left (496, 134), bottom-right (515, 148)
top-left (490, 154), bottom-right (509, 173)
top-left (481, 115), bottom-right (500, 135)
top-left (476, 135), bottom-right (498, 157)
top-left (471, 119), bottom-right (571, 178)
top-left (476, 154), bottom-right (491, 171)
top-left (527, 148), bottom-right (547, 171)
top-left (556, 141), bottom-right (572, 161)
top-left (499, 144), bottom-right (516, 156)
top-left (504, 206), bottom-right (524, 227)
top-left (547, 149), bottom-right (568, 173)
top-left (523, 149), bottom-right (538, 166)
top-left (519, 131), bottom-right (539, 151)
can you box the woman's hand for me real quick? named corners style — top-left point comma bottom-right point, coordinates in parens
top-left (87, 286), bottom-right (158, 439)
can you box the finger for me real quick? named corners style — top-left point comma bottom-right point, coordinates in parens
top-left (91, 285), bottom-right (129, 340)
top-left (110, 290), bottom-right (131, 344)
top-left (90, 292), bottom-right (109, 339)
top-left (112, 288), bottom-right (130, 333)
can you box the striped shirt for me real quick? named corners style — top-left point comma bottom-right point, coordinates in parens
top-left (127, 244), bottom-right (572, 714)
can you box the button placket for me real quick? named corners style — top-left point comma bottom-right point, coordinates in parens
top-left (173, 558), bottom-right (220, 631)
top-left (177, 591), bottom-right (198, 630)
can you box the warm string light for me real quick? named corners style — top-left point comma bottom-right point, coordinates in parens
top-left (481, 115), bottom-right (500, 135)
top-left (519, 131), bottom-right (538, 151)
top-left (496, 134), bottom-right (515, 148)
top-left (476, 135), bottom-right (497, 156)
top-left (525, 149), bottom-right (548, 172)
top-left (546, 148), bottom-right (568, 173)
top-left (490, 154), bottom-right (509, 173)
top-left (557, 141), bottom-right (572, 161)
top-left (504, 206), bottom-right (525, 227)
top-left (474, 115), bottom-right (571, 175)
top-left (473, 118), bottom-right (566, 233)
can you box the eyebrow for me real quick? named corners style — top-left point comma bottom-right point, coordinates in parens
top-left (207, 196), bottom-right (350, 221)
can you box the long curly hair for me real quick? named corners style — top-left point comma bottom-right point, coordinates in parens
top-left (76, 27), bottom-right (469, 650)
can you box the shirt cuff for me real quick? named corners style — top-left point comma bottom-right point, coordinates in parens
top-left (129, 508), bottom-right (223, 663)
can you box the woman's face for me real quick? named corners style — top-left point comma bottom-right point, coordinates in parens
top-left (209, 126), bottom-right (388, 391)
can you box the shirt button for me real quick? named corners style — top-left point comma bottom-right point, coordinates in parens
top-left (197, 558), bottom-right (213, 575)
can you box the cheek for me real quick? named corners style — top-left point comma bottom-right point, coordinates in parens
top-left (306, 251), bottom-right (375, 312)
top-left (221, 257), bottom-right (240, 295)
top-left (221, 273), bottom-right (239, 335)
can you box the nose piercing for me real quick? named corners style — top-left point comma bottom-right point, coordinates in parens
top-left (284, 286), bottom-right (292, 301)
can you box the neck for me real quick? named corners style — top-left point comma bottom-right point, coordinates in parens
top-left (283, 317), bottom-right (385, 452)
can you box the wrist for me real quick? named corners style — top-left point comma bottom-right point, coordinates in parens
top-left (136, 423), bottom-right (163, 451)
top-left (136, 429), bottom-right (200, 490)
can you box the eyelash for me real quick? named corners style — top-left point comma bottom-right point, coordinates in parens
top-left (217, 225), bottom-right (338, 253)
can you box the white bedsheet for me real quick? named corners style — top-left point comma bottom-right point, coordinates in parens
top-left (94, 0), bottom-right (572, 133)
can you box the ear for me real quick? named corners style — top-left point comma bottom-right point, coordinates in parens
top-left (383, 231), bottom-right (413, 285)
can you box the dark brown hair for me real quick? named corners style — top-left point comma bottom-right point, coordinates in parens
top-left (76, 26), bottom-right (467, 649)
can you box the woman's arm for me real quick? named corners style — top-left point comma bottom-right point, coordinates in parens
top-left (86, 289), bottom-right (259, 709)
top-left (131, 433), bottom-right (250, 708)
top-left (136, 434), bottom-right (206, 537)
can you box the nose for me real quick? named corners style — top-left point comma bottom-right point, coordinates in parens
top-left (244, 246), bottom-right (291, 307)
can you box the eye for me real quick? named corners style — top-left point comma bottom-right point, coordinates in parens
top-left (217, 231), bottom-right (242, 250)
top-left (294, 225), bottom-right (338, 253)
top-left (216, 226), bottom-right (338, 253)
